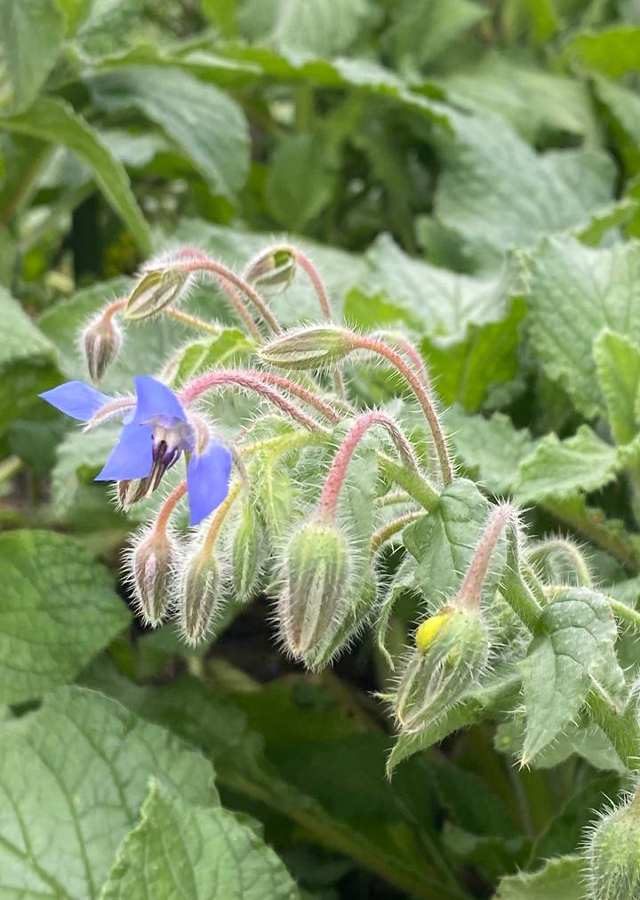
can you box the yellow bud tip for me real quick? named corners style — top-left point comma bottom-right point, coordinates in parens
top-left (415, 611), bottom-right (453, 653)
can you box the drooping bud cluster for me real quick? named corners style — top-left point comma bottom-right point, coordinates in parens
top-left (585, 792), bottom-right (640, 899)
top-left (393, 606), bottom-right (490, 733)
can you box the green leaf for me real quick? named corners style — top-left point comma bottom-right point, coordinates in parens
top-left (495, 855), bottom-right (585, 900)
top-left (0, 286), bottom-right (55, 367)
top-left (594, 77), bottom-right (640, 175)
top-left (514, 426), bottom-right (619, 503)
top-left (364, 234), bottom-right (508, 335)
top-left (595, 329), bottom-right (640, 445)
top-left (520, 588), bottom-right (621, 762)
top-left (73, 0), bottom-right (144, 56)
top-left (101, 781), bottom-right (298, 900)
top-left (562, 24), bottom-right (640, 78)
top-left (0, 97), bottom-right (152, 253)
top-left (404, 478), bottom-right (490, 599)
top-left (435, 111), bottom-right (616, 268)
top-left (388, 0), bottom-right (485, 70)
top-left (444, 52), bottom-right (597, 143)
top-left (266, 132), bottom-right (335, 230)
top-left (0, 686), bottom-right (218, 899)
top-left (270, 0), bottom-right (374, 56)
top-left (525, 236), bottom-right (640, 418)
top-left (421, 296), bottom-right (525, 411)
top-left (0, 530), bottom-right (130, 705)
top-left (0, 0), bottom-right (64, 114)
top-left (443, 407), bottom-right (537, 494)
top-left (167, 328), bottom-right (255, 386)
top-left (50, 426), bottom-right (121, 521)
top-left (89, 66), bottom-right (250, 199)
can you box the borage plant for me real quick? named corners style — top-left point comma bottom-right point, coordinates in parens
top-left (39, 242), bottom-right (640, 899)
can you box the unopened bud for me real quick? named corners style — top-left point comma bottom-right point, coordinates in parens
top-left (125, 266), bottom-right (193, 320)
top-left (231, 503), bottom-right (265, 603)
top-left (394, 606), bottom-right (490, 733)
top-left (83, 313), bottom-right (122, 382)
top-left (178, 545), bottom-right (222, 646)
top-left (260, 325), bottom-right (353, 370)
top-left (304, 564), bottom-right (378, 671)
top-left (244, 247), bottom-right (296, 295)
top-left (586, 793), bottom-right (640, 900)
top-left (117, 478), bottom-right (150, 511)
top-left (278, 520), bottom-right (351, 662)
top-left (130, 529), bottom-right (176, 627)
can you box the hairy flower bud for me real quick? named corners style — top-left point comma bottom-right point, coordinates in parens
top-left (130, 529), bottom-right (176, 627)
top-left (231, 504), bottom-right (265, 603)
top-left (117, 478), bottom-right (150, 511)
top-left (178, 545), bottom-right (222, 646)
top-left (277, 520), bottom-right (351, 662)
top-left (394, 606), bottom-right (490, 734)
top-left (260, 326), bottom-right (354, 370)
top-left (125, 267), bottom-right (192, 320)
top-left (244, 247), bottom-right (296, 295)
top-left (83, 314), bottom-right (122, 382)
top-left (586, 793), bottom-right (640, 899)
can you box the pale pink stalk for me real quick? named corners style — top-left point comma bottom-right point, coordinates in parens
top-left (347, 333), bottom-right (453, 484)
top-left (283, 244), bottom-right (333, 321)
top-left (173, 257), bottom-right (281, 335)
top-left (318, 411), bottom-right (421, 521)
top-left (180, 371), bottom-right (328, 434)
top-left (456, 504), bottom-right (516, 607)
top-left (153, 482), bottom-right (187, 534)
top-left (85, 396), bottom-right (136, 428)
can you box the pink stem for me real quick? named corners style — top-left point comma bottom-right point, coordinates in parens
top-left (348, 333), bottom-right (452, 484)
top-left (285, 245), bottom-right (333, 321)
top-left (153, 482), bottom-right (187, 534)
top-left (318, 411), bottom-right (421, 521)
top-left (255, 371), bottom-right (340, 423)
top-left (173, 257), bottom-right (281, 336)
top-left (456, 504), bottom-right (516, 607)
top-left (180, 371), bottom-right (329, 434)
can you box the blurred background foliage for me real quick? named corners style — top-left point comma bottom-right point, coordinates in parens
top-left (3, 1), bottom-right (640, 898)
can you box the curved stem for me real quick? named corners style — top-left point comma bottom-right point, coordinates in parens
top-left (347, 333), bottom-right (453, 484)
top-left (255, 370), bottom-right (341, 423)
top-left (175, 257), bottom-right (281, 335)
top-left (101, 296), bottom-right (226, 337)
top-left (202, 480), bottom-right (243, 555)
top-left (153, 482), bottom-right (187, 534)
top-left (180, 370), bottom-right (330, 434)
top-left (457, 504), bottom-right (517, 608)
top-left (318, 411), bottom-right (426, 521)
top-left (285, 244), bottom-right (333, 320)
top-left (527, 538), bottom-right (593, 587)
top-left (371, 511), bottom-right (424, 554)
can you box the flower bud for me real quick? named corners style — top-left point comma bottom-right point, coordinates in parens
top-left (117, 478), bottom-right (150, 511)
top-left (244, 247), bottom-right (296, 295)
top-left (124, 267), bottom-right (192, 320)
top-left (277, 520), bottom-right (351, 662)
top-left (231, 503), bottom-right (265, 603)
top-left (83, 314), bottom-right (122, 382)
top-left (303, 564), bottom-right (378, 671)
top-left (178, 545), bottom-right (222, 646)
top-left (586, 794), bottom-right (640, 900)
top-left (394, 606), bottom-right (490, 733)
top-left (130, 529), bottom-right (176, 627)
top-left (260, 326), bottom-right (354, 370)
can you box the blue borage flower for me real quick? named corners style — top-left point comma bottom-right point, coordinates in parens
top-left (41, 375), bottom-right (232, 526)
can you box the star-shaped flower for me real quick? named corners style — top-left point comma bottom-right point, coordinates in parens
top-left (41, 375), bottom-right (231, 525)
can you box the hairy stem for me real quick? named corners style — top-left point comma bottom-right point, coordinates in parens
top-left (180, 370), bottom-right (329, 434)
top-left (318, 411), bottom-right (429, 521)
top-left (153, 482), bottom-right (187, 534)
top-left (527, 537), bottom-right (593, 587)
top-left (346, 333), bottom-right (453, 484)
top-left (371, 511), bottom-right (424, 554)
top-left (457, 504), bottom-right (517, 608)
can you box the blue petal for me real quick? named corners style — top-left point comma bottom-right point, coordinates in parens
top-left (132, 375), bottom-right (186, 425)
top-left (95, 423), bottom-right (154, 481)
top-left (186, 441), bottom-right (232, 525)
top-left (40, 381), bottom-right (111, 422)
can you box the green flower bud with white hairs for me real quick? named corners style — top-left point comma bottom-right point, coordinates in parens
top-left (393, 605), bottom-right (490, 734)
top-left (230, 502), bottom-right (265, 604)
top-left (129, 527), bottom-right (177, 628)
top-left (177, 543), bottom-right (223, 646)
top-left (586, 790), bottom-right (640, 900)
top-left (260, 325), bottom-right (354, 370)
top-left (277, 519), bottom-right (352, 664)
